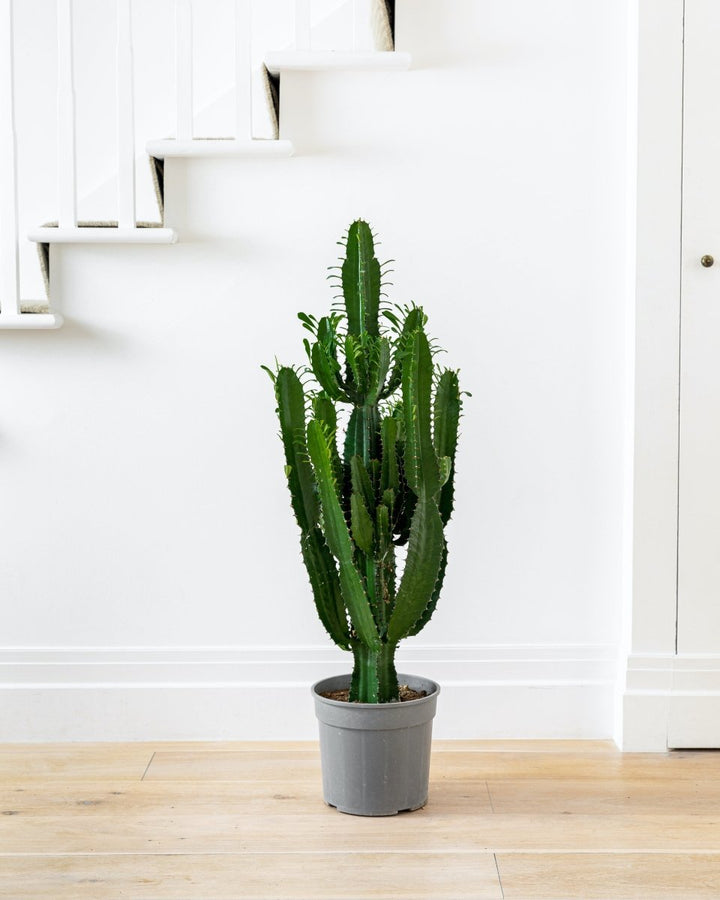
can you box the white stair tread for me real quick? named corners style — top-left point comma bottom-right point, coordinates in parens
top-left (264, 51), bottom-right (411, 76)
top-left (0, 311), bottom-right (63, 330)
top-left (28, 226), bottom-right (177, 245)
top-left (147, 139), bottom-right (294, 159)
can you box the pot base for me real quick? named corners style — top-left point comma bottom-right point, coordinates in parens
top-left (326, 797), bottom-right (428, 817)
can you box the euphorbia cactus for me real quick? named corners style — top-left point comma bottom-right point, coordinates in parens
top-left (265, 220), bottom-right (463, 703)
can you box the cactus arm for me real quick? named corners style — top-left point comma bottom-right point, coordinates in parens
top-left (350, 455), bottom-right (375, 512)
top-left (344, 407), bottom-right (363, 469)
top-left (313, 393), bottom-right (343, 488)
top-left (403, 328), bottom-right (441, 499)
top-left (380, 416), bottom-right (399, 494)
top-left (273, 370), bottom-right (350, 649)
top-left (344, 405), bottom-right (380, 470)
top-left (392, 422), bottom-right (416, 544)
top-left (350, 454), bottom-right (382, 628)
top-left (350, 492), bottom-right (374, 554)
top-left (406, 538), bottom-right (447, 637)
top-left (386, 496), bottom-right (444, 644)
top-left (311, 341), bottom-right (347, 402)
top-left (376, 501), bottom-right (396, 622)
top-left (434, 369), bottom-right (462, 525)
top-left (275, 367), bottom-right (318, 531)
top-left (342, 220), bottom-right (380, 338)
top-left (301, 528), bottom-right (353, 649)
top-left (306, 419), bottom-right (381, 651)
top-left (393, 486), bottom-right (416, 546)
top-left (381, 306), bottom-right (425, 399)
top-left (345, 334), bottom-right (369, 397)
top-left (366, 337), bottom-right (391, 405)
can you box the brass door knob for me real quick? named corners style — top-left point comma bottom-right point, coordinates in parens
top-left (701, 255), bottom-right (715, 267)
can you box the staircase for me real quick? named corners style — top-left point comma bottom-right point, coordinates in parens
top-left (0, 0), bottom-right (401, 330)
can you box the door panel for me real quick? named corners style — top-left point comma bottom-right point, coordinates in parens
top-left (678, 0), bottom-right (720, 655)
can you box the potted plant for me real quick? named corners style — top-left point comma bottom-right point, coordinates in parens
top-left (264, 220), bottom-right (464, 816)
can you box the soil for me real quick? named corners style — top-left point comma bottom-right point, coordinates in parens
top-left (320, 684), bottom-right (428, 703)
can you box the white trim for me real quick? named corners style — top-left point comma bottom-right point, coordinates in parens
top-left (0, 644), bottom-right (617, 741)
top-left (0, 643), bottom-right (617, 683)
top-left (27, 226), bottom-right (177, 244)
top-left (264, 51), bottom-right (411, 76)
top-left (623, 654), bottom-right (720, 749)
top-left (0, 312), bottom-right (64, 330)
top-left (146, 139), bottom-right (294, 159)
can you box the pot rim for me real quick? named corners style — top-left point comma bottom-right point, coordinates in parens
top-left (311, 672), bottom-right (440, 709)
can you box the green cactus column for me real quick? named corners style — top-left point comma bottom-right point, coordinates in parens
top-left (267, 220), bottom-right (463, 706)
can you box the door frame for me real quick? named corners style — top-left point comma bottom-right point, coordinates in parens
top-left (622, 0), bottom-right (720, 749)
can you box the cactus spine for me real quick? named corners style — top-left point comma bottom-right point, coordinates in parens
top-left (268, 220), bottom-right (462, 703)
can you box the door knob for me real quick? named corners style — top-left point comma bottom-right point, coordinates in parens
top-left (701, 254), bottom-right (715, 267)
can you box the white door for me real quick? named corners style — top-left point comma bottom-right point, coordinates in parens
top-left (675, 0), bottom-right (720, 745)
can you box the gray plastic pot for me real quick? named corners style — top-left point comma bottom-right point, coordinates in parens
top-left (311, 673), bottom-right (440, 816)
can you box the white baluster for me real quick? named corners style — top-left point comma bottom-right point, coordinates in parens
top-left (295, 0), bottom-right (311, 51)
top-left (57, 0), bottom-right (77, 228)
top-left (235, 0), bottom-right (252, 140)
top-left (116, 0), bottom-right (135, 229)
top-left (0, 0), bottom-right (20, 315)
top-left (352, 0), bottom-right (359, 52)
top-left (176, 0), bottom-right (193, 141)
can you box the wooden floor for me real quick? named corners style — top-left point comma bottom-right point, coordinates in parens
top-left (1, 740), bottom-right (719, 899)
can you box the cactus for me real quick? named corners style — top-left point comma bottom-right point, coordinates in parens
top-left (265, 221), bottom-right (463, 703)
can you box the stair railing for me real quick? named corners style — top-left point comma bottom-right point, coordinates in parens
top-left (0, 0), bottom-right (62, 328)
top-left (2, 0), bottom-right (392, 329)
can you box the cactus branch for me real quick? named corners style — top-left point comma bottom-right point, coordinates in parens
top-left (306, 419), bottom-right (381, 652)
top-left (342, 220), bottom-right (381, 338)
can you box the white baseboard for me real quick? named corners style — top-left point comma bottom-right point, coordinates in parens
top-left (0, 644), bottom-right (617, 742)
top-left (621, 654), bottom-right (720, 750)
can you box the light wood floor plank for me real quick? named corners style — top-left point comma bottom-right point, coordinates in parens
top-left (143, 750), bottom-right (320, 782)
top-left (0, 779), bottom-right (494, 817)
top-left (432, 750), bottom-right (720, 781)
top-left (496, 852), bottom-right (720, 899)
top-left (0, 780), bottom-right (325, 817)
top-left (0, 852), bottom-right (503, 900)
top-left (0, 745), bottom-right (154, 781)
top-left (3, 812), bottom-right (720, 855)
top-left (488, 777), bottom-right (720, 814)
top-left (431, 740), bottom-right (618, 754)
top-left (143, 748), bottom-right (720, 783)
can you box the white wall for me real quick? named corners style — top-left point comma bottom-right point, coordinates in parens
top-left (0, 0), bottom-right (630, 740)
